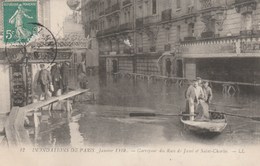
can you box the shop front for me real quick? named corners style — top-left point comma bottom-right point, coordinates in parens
top-left (181, 37), bottom-right (260, 92)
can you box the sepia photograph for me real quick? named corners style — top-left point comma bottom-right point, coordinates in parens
top-left (0, 0), bottom-right (260, 165)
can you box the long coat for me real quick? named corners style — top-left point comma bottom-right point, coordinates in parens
top-left (37, 69), bottom-right (52, 85)
top-left (60, 62), bottom-right (69, 86)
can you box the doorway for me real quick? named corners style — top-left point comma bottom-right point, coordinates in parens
top-left (112, 59), bottom-right (118, 73)
top-left (176, 59), bottom-right (183, 77)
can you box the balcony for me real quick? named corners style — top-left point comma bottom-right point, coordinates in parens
top-left (103, 26), bottom-right (119, 35)
top-left (96, 30), bottom-right (104, 37)
top-left (96, 26), bottom-right (119, 37)
top-left (199, 0), bottom-right (221, 10)
top-left (184, 36), bottom-right (196, 41)
top-left (89, 19), bottom-right (98, 25)
top-left (161, 9), bottom-right (172, 22)
top-left (105, 3), bottom-right (120, 14)
top-left (164, 44), bottom-right (171, 51)
top-left (123, 47), bottom-right (134, 54)
top-left (136, 18), bottom-right (143, 29)
top-left (119, 22), bottom-right (133, 31)
top-left (201, 31), bottom-right (216, 39)
top-left (123, 0), bottom-right (131, 6)
top-left (234, 0), bottom-right (256, 13)
top-left (144, 15), bottom-right (160, 25)
top-left (240, 30), bottom-right (260, 37)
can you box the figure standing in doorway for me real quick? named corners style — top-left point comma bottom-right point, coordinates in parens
top-left (60, 61), bottom-right (70, 93)
top-left (51, 63), bottom-right (62, 96)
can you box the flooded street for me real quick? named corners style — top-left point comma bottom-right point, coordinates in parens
top-left (31, 75), bottom-right (260, 147)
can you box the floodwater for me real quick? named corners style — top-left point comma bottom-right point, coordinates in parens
top-left (30, 75), bottom-right (260, 147)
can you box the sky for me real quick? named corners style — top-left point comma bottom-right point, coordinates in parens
top-left (50, 0), bottom-right (72, 36)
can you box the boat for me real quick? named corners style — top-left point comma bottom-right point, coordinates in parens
top-left (180, 111), bottom-right (227, 134)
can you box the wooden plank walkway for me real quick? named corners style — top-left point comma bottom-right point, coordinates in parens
top-left (4, 89), bottom-right (89, 147)
top-left (20, 89), bottom-right (89, 113)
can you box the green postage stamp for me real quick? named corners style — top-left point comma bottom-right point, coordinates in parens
top-left (3, 1), bottom-right (38, 43)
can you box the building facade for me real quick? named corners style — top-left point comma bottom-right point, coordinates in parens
top-left (82, 0), bottom-right (260, 84)
top-left (0, 0), bottom-right (51, 114)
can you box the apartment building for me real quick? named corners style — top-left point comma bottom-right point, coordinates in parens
top-left (82, 0), bottom-right (260, 84)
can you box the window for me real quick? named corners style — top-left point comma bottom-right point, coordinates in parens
top-left (152, 0), bottom-right (157, 14)
top-left (188, 23), bottom-right (195, 37)
top-left (177, 25), bottom-right (181, 41)
top-left (176, 0), bottom-right (181, 9)
top-left (244, 13), bottom-right (252, 31)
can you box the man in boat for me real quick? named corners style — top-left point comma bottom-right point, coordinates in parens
top-left (196, 81), bottom-right (212, 121)
top-left (185, 80), bottom-right (199, 121)
top-left (202, 81), bottom-right (213, 104)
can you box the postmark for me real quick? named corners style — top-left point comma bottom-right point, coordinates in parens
top-left (4, 22), bottom-right (58, 65)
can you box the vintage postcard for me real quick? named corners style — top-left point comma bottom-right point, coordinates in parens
top-left (0, 0), bottom-right (260, 165)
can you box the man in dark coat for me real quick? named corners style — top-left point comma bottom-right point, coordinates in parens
top-left (37, 64), bottom-right (52, 100)
top-left (60, 61), bottom-right (70, 93)
top-left (51, 63), bottom-right (62, 96)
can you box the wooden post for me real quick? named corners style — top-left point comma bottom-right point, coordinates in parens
top-left (5, 107), bottom-right (31, 147)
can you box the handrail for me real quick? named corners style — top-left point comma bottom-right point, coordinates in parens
top-left (114, 72), bottom-right (260, 87)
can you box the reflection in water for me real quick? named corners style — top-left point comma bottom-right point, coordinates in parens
top-left (30, 75), bottom-right (260, 146)
top-left (69, 114), bottom-right (84, 146)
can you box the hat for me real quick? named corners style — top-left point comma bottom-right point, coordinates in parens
top-left (196, 77), bottom-right (202, 81)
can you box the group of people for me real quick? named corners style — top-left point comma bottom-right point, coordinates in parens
top-left (37, 62), bottom-right (70, 100)
top-left (185, 77), bottom-right (213, 121)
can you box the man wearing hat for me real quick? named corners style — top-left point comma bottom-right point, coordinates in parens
top-left (37, 64), bottom-right (52, 100)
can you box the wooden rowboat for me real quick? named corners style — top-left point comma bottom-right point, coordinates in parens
top-left (180, 111), bottom-right (227, 134)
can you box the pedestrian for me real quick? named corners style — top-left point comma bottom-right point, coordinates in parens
top-left (202, 81), bottom-right (213, 104)
top-left (50, 63), bottom-right (62, 96)
top-left (77, 58), bottom-right (88, 89)
top-left (37, 64), bottom-right (52, 100)
top-left (60, 61), bottom-right (70, 94)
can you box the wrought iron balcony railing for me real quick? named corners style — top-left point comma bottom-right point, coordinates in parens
top-left (201, 31), bottom-right (215, 39)
top-left (144, 15), bottom-right (160, 25)
top-left (199, 0), bottom-right (220, 10)
top-left (123, 47), bottom-right (134, 54)
top-left (240, 30), bottom-right (260, 37)
top-left (184, 36), bottom-right (196, 41)
top-left (119, 22), bottom-right (133, 31)
top-left (234, 0), bottom-right (256, 13)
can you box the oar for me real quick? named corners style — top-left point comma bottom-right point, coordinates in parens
top-left (209, 110), bottom-right (260, 121)
top-left (210, 103), bottom-right (243, 109)
top-left (129, 112), bottom-right (195, 117)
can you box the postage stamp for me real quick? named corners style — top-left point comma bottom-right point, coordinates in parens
top-left (3, 1), bottom-right (38, 43)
